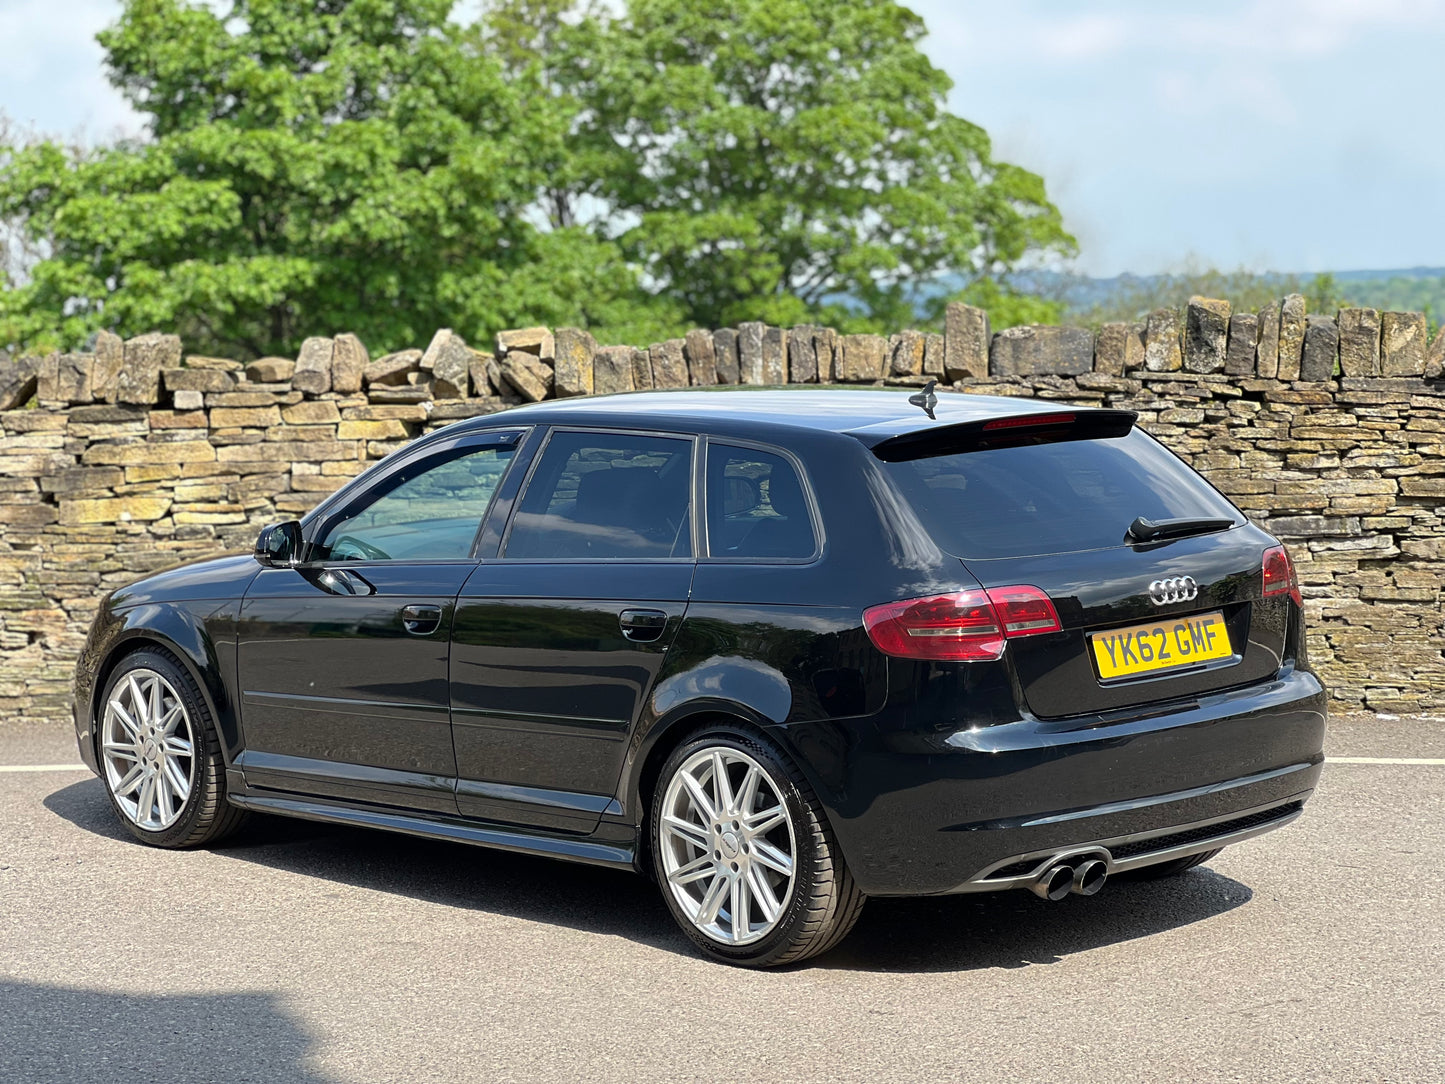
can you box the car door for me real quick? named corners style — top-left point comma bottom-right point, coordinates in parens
top-left (450, 427), bottom-right (697, 833)
top-left (235, 428), bottom-right (524, 813)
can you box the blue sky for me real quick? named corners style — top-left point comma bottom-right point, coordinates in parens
top-left (3, 0), bottom-right (1444, 276)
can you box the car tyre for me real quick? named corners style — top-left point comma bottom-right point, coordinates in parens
top-left (651, 726), bottom-right (865, 968)
top-left (97, 647), bottom-right (248, 849)
top-left (1117, 848), bottom-right (1222, 881)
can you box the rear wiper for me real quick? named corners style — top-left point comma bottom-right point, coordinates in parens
top-left (1126, 516), bottom-right (1235, 544)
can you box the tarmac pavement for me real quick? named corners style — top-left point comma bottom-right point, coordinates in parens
top-left (1, 715), bottom-right (1441, 1083)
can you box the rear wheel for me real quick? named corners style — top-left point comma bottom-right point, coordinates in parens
top-left (1117, 848), bottom-right (1222, 880)
top-left (651, 727), bottom-right (864, 967)
top-left (98, 648), bottom-right (247, 848)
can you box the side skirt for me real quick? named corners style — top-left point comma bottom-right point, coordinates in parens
top-left (227, 787), bottom-right (638, 872)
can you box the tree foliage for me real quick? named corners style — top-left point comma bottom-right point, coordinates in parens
top-left (488, 0), bottom-right (1074, 331)
top-left (1, 0), bottom-right (1073, 356)
top-left (0, 0), bottom-right (668, 357)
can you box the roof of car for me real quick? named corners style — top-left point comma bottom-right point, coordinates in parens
top-left (452, 386), bottom-right (1082, 443)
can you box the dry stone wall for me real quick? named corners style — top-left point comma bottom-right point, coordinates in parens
top-left (2, 294), bottom-right (1444, 725)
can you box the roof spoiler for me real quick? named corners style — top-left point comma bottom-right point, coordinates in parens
top-left (867, 409), bottom-right (1138, 463)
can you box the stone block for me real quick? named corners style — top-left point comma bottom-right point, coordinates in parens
top-left (713, 329), bottom-right (741, 384)
top-left (944, 302), bottom-right (989, 381)
top-left (630, 347), bottom-right (654, 390)
top-left (337, 419), bottom-right (409, 440)
top-left (1277, 294), bottom-right (1306, 380)
top-left (502, 354), bottom-right (553, 403)
top-left (39, 467), bottom-right (124, 495)
top-left (466, 351), bottom-right (496, 396)
top-left (246, 357), bottom-right (295, 383)
top-left (184, 355), bottom-right (243, 371)
top-left (364, 350), bottom-right (421, 387)
top-left (923, 333), bottom-right (945, 378)
top-left (761, 327), bottom-right (787, 384)
top-left (82, 439), bottom-right (216, 466)
top-left (293, 337), bottom-right (334, 395)
top-left (496, 327), bottom-right (554, 359)
top-left (58, 496), bottom-right (173, 525)
top-left (172, 391), bottom-right (205, 412)
top-left (331, 333), bottom-right (369, 394)
top-left (683, 329), bottom-right (716, 386)
top-left (651, 339), bottom-right (689, 389)
top-left (1381, 312), bottom-right (1428, 376)
top-left (421, 329), bottom-right (471, 399)
top-left (738, 322), bottom-right (766, 384)
top-left (211, 406), bottom-right (282, 428)
top-left (1425, 324), bottom-right (1445, 379)
top-left (593, 346), bottom-right (635, 396)
top-left (1143, 309), bottom-right (1182, 372)
top-left (0, 503), bottom-right (58, 527)
top-left (553, 328), bottom-right (596, 397)
top-left (1094, 323), bottom-right (1128, 376)
top-left (1256, 300), bottom-right (1281, 379)
top-left (149, 407), bottom-right (207, 428)
top-left (836, 335), bottom-right (888, 383)
top-left (990, 325), bottom-right (1093, 376)
top-left (281, 401), bottom-right (341, 425)
top-left (1183, 297), bottom-right (1230, 373)
top-left (1300, 316), bottom-right (1339, 381)
top-left (1336, 308), bottom-right (1381, 376)
top-left (163, 368), bottom-right (234, 393)
top-left (117, 333), bottom-right (181, 404)
top-left (787, 326), bottom-right (819, 383)
top-left (38, 352), bottom-right (94, 404)
top-left (91, 330), bottom-right (125, 402)
top-left (889, 330), bottom-right (926, 377)
top-left (1224, 313), bottom-right (1259, 377)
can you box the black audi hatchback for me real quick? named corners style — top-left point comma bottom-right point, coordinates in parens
top-left (73, 388), bottom-right (1326, 966)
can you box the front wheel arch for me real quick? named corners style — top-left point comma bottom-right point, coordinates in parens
top-left (89, 626), bottom-right (228, 770)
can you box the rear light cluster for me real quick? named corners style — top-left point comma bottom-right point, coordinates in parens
top-left (863, 585), bottom-right (1061, 662)
top-left (1262, 545), bottom-right (1302, 607)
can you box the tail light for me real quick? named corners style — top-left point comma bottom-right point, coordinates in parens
top-left (863, 585), bottom-right (1061, 662)
top-left (1262, 545), bottom-right (1302, 606)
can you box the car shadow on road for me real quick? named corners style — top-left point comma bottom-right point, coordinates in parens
top-left (45, 778), bottom-right (1252, 974)
top-left (0, 979), bottom-right (337, 1084)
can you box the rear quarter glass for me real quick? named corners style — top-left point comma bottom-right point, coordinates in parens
top-left (880, 429), bottom-right (1242, 559)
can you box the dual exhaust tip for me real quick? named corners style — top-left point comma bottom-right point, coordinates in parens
top-left (1028, 858), bottom-right (1108, 901)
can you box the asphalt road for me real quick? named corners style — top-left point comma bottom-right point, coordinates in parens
top-left (2, 716), bottom-right (1442, 1084)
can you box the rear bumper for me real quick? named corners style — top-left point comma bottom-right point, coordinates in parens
top-left (773, 666), bottom-right (1326, 897)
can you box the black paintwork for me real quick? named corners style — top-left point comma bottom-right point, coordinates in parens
top-left (74, 388), bottom-right (1326, 895)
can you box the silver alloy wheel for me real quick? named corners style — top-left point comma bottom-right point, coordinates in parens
top-left (101, 668), bottom-right (196, 832)
top-left (659, 746), bottom-right (797, 946)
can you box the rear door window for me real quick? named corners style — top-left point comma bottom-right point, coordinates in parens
top-left (881, 429), bottom-right (1242, 559)
top-left (706, 444), bottom-right (818, 559)
top-left (504, 430), bottom-right (694, 559)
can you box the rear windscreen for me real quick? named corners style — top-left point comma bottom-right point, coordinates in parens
top-left (880, 429), bottom-right (1242, 559)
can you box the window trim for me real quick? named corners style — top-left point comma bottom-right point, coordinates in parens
top-left (497, 425), bottom-right (703, 564)
top-left (302, 428), bottom-right (528, 566)
top-left (700, 436), bottom-right (825, 565)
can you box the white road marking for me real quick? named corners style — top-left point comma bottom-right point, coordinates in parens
top-left (1328, 756), bottom-right (1445, 766)
top-left (0, 763), bottom-right (90, 773)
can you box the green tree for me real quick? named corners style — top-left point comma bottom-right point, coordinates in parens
top-left (485, 0), bottom-right (1075, 332)
top-left (0, 0), bottom-right (670, 358)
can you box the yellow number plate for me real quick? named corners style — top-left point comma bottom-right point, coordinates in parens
top-left (1090, 611), bottom-right (1232, 680)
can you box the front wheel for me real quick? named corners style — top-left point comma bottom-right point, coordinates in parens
top-left (97, 647), bottom-right (247, 848)
top-left (651, 727), bottom-right (865, 967)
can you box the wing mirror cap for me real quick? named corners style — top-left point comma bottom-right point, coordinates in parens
top-left (254, 520), bottom-right (304, 567)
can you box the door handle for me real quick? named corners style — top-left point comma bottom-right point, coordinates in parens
top-left (401, 604), bottom-right (443, 636)
top-left (619, 608), bottom-right (669, 643)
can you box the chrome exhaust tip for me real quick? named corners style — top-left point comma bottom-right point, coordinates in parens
top-left (1071, 858), bottom-right (1108, 897)
top-left (1029, 864), bottom-right (1075, 901)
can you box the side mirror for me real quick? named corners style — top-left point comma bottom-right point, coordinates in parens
top-left (254, 520), bottom-right (304, 567)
